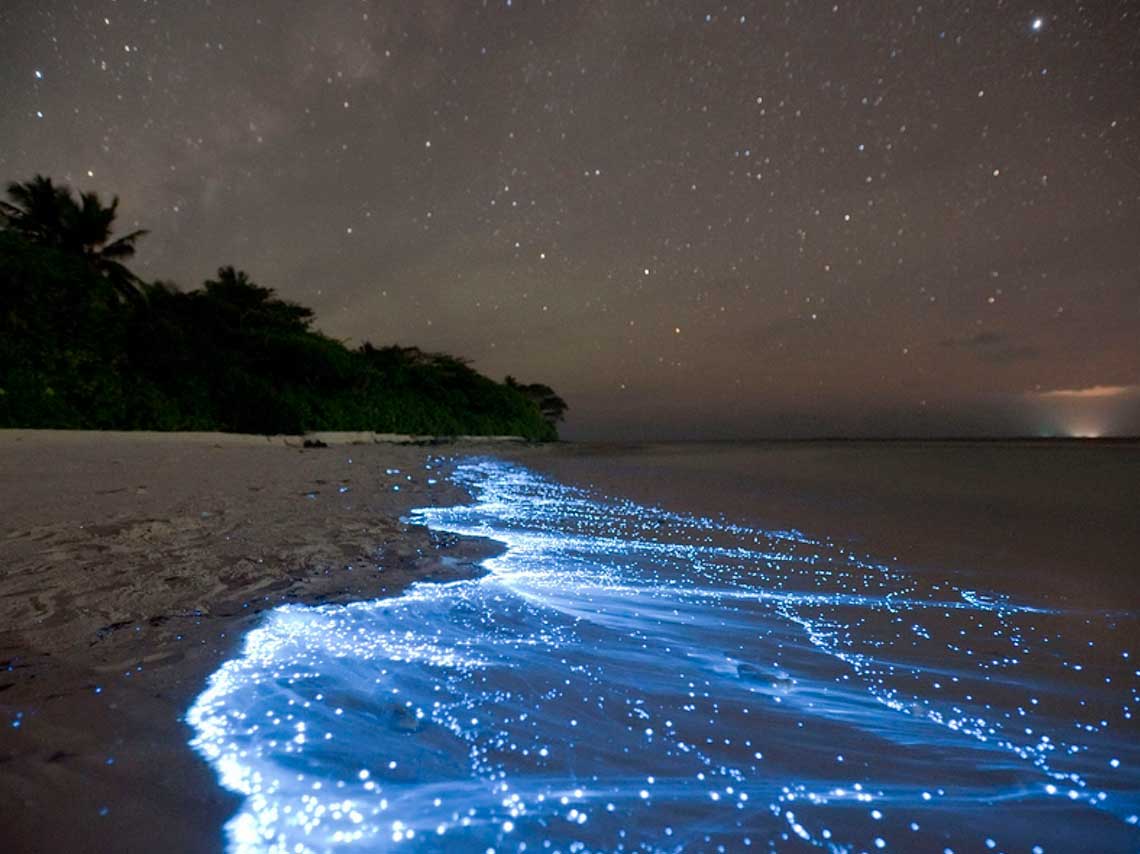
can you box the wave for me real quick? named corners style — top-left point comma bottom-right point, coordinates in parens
top-left (187, 459), bottom-right (1140, 853)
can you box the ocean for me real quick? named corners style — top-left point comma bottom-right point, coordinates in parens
top-left (187, 442), bottom-right (1140, 853)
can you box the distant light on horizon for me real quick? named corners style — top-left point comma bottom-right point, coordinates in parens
top-left (1060, 416), bottom-right (1109, 439)
top-left (1022, 384), bottom-right (1140, 439)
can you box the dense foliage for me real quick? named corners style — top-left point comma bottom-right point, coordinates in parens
top-left (0, 176), bottom-right (563, 439)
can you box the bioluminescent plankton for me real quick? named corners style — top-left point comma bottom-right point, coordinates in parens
top-left (189, 460), bottom-right (1140, 853)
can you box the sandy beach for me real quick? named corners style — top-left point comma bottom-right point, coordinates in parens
top-left (0, 431), bottom-right (501, 854)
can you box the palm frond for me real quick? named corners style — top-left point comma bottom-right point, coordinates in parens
top-left (100, 229), bottom-right (149, 259)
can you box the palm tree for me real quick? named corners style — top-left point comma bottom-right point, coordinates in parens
top-left (203, 266), bottom-right (314, 332)
top-left (0, 175), bottom-right (148, 300)
top-left (0, 175), bottom-right (71, 246)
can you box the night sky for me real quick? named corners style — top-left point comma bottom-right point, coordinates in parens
top-left (2, 1), bottom-right (1138, 439)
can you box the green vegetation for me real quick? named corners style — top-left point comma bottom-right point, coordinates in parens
top-left (0, 176), bottom-right (565, 439)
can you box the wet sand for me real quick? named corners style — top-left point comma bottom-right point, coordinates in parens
top-left (0, 431), bottom-right (497, 854)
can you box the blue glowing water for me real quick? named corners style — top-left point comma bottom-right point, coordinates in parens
top-left (188, 459), bottom-right (1140, 853)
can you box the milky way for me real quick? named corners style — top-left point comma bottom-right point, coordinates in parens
top-left (2, 2), bottom-right (1138, 437)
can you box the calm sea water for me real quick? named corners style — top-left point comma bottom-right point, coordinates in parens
top-left (188, 452), bottom-right (1139, 853)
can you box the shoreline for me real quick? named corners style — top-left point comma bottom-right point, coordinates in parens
top-left (4, 432), bottom-right (1136, 851)
top-left (165, 448), bottom-right (1140, 853)
top-left (0, 432), bottom-right (502, 853)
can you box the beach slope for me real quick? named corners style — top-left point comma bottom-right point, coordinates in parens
top-left (0, 430), bottom-right (491, 853)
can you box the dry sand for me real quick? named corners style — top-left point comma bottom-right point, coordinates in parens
top-left (0, 430), bottom-right (505, 854)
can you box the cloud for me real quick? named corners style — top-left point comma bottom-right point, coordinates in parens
top-left (1034, 384), bottom-right (1140, 400)
top-left (939, 331), bottom-right (1038, 363)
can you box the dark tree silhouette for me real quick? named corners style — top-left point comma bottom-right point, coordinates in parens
top-left (0, 175), bottom-right (71, 246)
top-left (202, 266), bottom-right (315, 332)
top-left (2, 174), bottom-right (565, 439)
top-left (506, 375), bottom-right (569, 426)
top-left (0, 175), bottom-right (147, 300)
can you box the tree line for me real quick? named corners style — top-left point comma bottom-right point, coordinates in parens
top-left (0, 175), bottom-right (566, 439)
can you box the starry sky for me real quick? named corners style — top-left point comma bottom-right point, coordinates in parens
top-left (2, 1), bottom-right (1138, 439)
